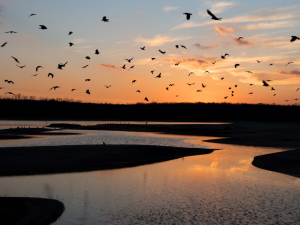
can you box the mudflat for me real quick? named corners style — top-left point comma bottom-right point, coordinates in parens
top-left (0, 145), bottom-right (214, 176)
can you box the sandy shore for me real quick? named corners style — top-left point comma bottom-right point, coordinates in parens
top-left (252, 149), bottom-right (300, 177)
top-left (0, 145), bottom-right (214, 176)
top-left (0, 197), bottom-right (64, 225)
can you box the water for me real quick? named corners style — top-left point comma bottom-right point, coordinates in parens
top-left (0, 120), bottom-right (299, 224)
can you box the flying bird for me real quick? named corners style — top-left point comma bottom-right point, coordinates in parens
top-left (296, 88), bottom-right (300, 91)
top-left (105, 85), bottom-right (111, 88)
top-left (175, 45), bottom-right (179, 49)
top-left (71, 89), bottom-right (76, 91)
top-left (31, 74), bottom-right (38, 76)
top-left (211, 61), bottom-right (216, 64)
top-left (39, 25), bottom-right (47, 30)
top-left (140, 46), bottom-right (145, 50)
top-left (102, 16), bottom-right (109, 22)
top-left (50, 86), bottom-right (59, 90)
top-left (246, 71), bottom-right (252, 73)
top-left (128, 65), bottom-right (134, 70)
top-left (183, 13), bottom-right (192, 20)
top-left (204, 71), bottom-right (209, 74)
top-left (68, 31), bottom-right (73, 35)
top-left (121, 64), bottom-right (126, 69)
top-left (169, 84), bottom-right (175, 86)
top-left (136, 90), bottom-right (141, 93)
top-left (1, 42), bottom-right (7, 47)
top-left (250, 84), bottom-right (254, 86)
top-left (166, 87), bottom-right (169, 90)
top-left (144, 97), bottom-right (149, 101)
top-left (4, 80), bottom-right (14, 84)
top-left (207, 9), bottom-right (222, 21)
top-left (69, 42), bottom-right (74, 47)
top-left (257, 60), bottom-right (261, 63)
top-left (5, 31), bottom-right (17, 33)
top-left (5, 92), bottom-right (15, 95)
top-left (36, 66), bottom-right (43, 71)
top-left (221, 53), bottom-right (229, 59)
top-left (151, 58), bottom-right (156, 60)
top-left (175, 62), bottom-right (180, 66)
top-left (181, 45), bottom-right (187, 49)
top-left (82, 65), bottom-right (89, 68)
top-left (159, 50), bottom-right (166, 54)
top-left (16, 65), bottom-right (26, 68)
top-left (286, 62), bottom-right (293, 66)
top-left (202, 83), bottom-right (206, 88)
top-left (238, 37), bottom-right (244, 40)
top-left (155, 73), bottom-right (161, 78)
top-left (271, 87), bottom-right (275, 90)
top-left (235, 85), bottom-right (237, 88)
top-left (85, 79), bottom-right (91, 81)
top-left (197, 90), bottom-right (202, 92)
top-left (187, 83), bottom-right (195, 86)
top-left (269, 63), bottom-right (273, 66)
top-left (249, 92), bottom-right (253, 94)
top-left (290, 36), bottom-right (300, 42)
top-left (221, 77), bottom-right (224, 80)
top-left (234, 64), bottom-right (240, 68)
top-left (29, 14), bottom-right (36, 17)
top-left (125, 57), bottom-right (134, 63)
top-left (86, 89), bottom-right (90, 95)
top-left (85, 56), bottom-right (90, 60)
top-left (95, 49), bottom-right (100, 55)
top-left (48, 73), bottom-right (54, 78)
top-left (188, 72), bottom-right (194, 76)
top-left (262, 80), bottom-right (269, 87)
top-left (132, 80), bottom-right (136, 84)
top-left (11, 56), bottom-right (20, 64)
top-left (224, 96), bottom-right (228, 99)
top-left (151, 70), bottom-right (155, 74)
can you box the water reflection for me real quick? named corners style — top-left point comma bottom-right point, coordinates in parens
top-left (0, 123), bottom-right (299, 224)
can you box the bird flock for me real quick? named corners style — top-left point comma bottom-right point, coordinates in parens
top-left (1, 10), bottom-right (300, 103)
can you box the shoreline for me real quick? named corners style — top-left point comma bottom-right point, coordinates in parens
top-left (0, 145), bottom-right (214, 177)
top-left (0, 197), bottom-right (64, 225)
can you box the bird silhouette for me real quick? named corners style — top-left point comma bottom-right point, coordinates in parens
top-left (1, 42), bottom-right (7, 47)
top-left (50, 86), bottom-right (59, 90)
top-left (151, 58), bottom-right (156, 60)
top-left (5, 92), bottom-right (15, 95)
top-left (48, 73), bottom-right (54, 78)
top-left (169, 84), bottom-right (175, 86)
top-left (155, 73), bottom-right (161, 78)
top-left (16, 65), bottom-right (26, 68)
top-left (31, 74), bottom-right (38, 76)
top-left (202, 83), bottom-right (206, 88)
top-left (197, 90), bottom-right (202, 92)
top-left (125, 57), bottom-right (134, 63)
top-left (204, 71), bottom-right (209, 74)
top-left (290, 36), bottom-right (300, 42)
top-left (4, 80), bottom-right (14, 84)
top-left (5, 31), bottom-right (17, 33)
top-left (249, 92), bottom-right (253, 94)
top-left (211, 61), bottom-right (216, 64)
top-left (175, 62), bottom-right (180, 66)
top-left (221, 53), bottom-right (229, 59)
top-left (95, 49), bottom-right (100, 55)
top-left (250, 84), bottom-right (254, 85)
top-left (229, 87), bottom-right (232, 89)
top-left (128, 65), bottom-right (134, 70)
top-left (86, 89), bottom-right (90, 95)
top-left (234, 64), bottom-right (240, 68)
top-left (68, 31), bottom-right (73, 35)
top-left (71, 89), bottom-right (76, 91)
top-left (245, 71), bottom-right (252, 73)
top-left (121, 64), bottom-right (126, 69)
top-left (183, 13), bottom-right (192, 20)
top-left (85, 79), bottom-right (91, 81)
top-left (271, 87), bottom-right (275, 90)
top-left (269, 63), bottom-right (273, 66)
top-left (82, 65), bottom-right (89, 68)
top-left (159, 50), bottom-right (166, 54)
top-left (11, 56), bottom-right (20, 64)
top-left (181, 45), bottom-right (187, 49)
top-left (151, 70), bottom-right (155, 74)
top-left (296, 88), bottom-right (300, 91)
top-left (188, 72), bottom-right (194, 76)
top-left (235, 85), bottom-right (237, 88)
top-left (39, 25), bottom-right (47, 30)
top-left (257, 60), bottom-right (261, 63)
top-left (207, 9), bottom-right (222, 21)
top-left (104, 85), bottom-right (111, 88)
top-left (57, 64), bottom-right (64, 70)
top-left (69, 42), bottom-right (74, 47)
top-left (286, 62), bottom-right (293, 66)
top-left (166, 87), bottom-right (169, 90)
top-left (224, 96), bottom-right (228, 99)
top-left (140, 46), bottom-right (146, 50)
top-left (102, 16), bottom-right (109, 22)
top-left (221, 77), bottom-right (224, 80)
top-left (36, 66), bottom-right (43, 71)
top-left (132, 80), bottom-right (136, 84)
top-left (187, 83), bottom-right (195, 86)
top-left (262, 80), bottom-right (269, 86)
top-left (175, 45), bottom-right (179, 48)
top-left (144, 97), bottom-right (149, 101)
top-left (85, 56), bottom-right (90, 60)
top-left (274, 94), bottom-right (276, 96)
top-left (238, 37), bottom-right (244, 40)
top-left (136, 90), bottom-right (141, 93)
top-left (29, 14), bottom-right (36, 17)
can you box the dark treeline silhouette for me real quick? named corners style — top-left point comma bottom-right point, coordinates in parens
top-left (0, 95), bottom-right (300, 121)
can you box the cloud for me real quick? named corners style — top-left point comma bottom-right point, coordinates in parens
top-left (215, 25), bottom-right (234, 36)
top-left (98, 63), bottom-right (120, 70)
top-left (210, 1), bottom-right (234, 14)
top-left (163, 57), bottom-right (208, 66)
top-left (134, 35), bottom-right (192, 47)
top-left (164, 6), bottom-right (178, 12)
top-left (278, 70), bottom-right (300, 76)
top-left (238, 21), bottom-right (297, 31)
top-left (193, 43), bottom-right (218, 49)
top-left (72, 38), bottom-right (86, 44)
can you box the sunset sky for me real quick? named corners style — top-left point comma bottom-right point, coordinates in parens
top-left (1, 0), bottom-right (300, 104)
